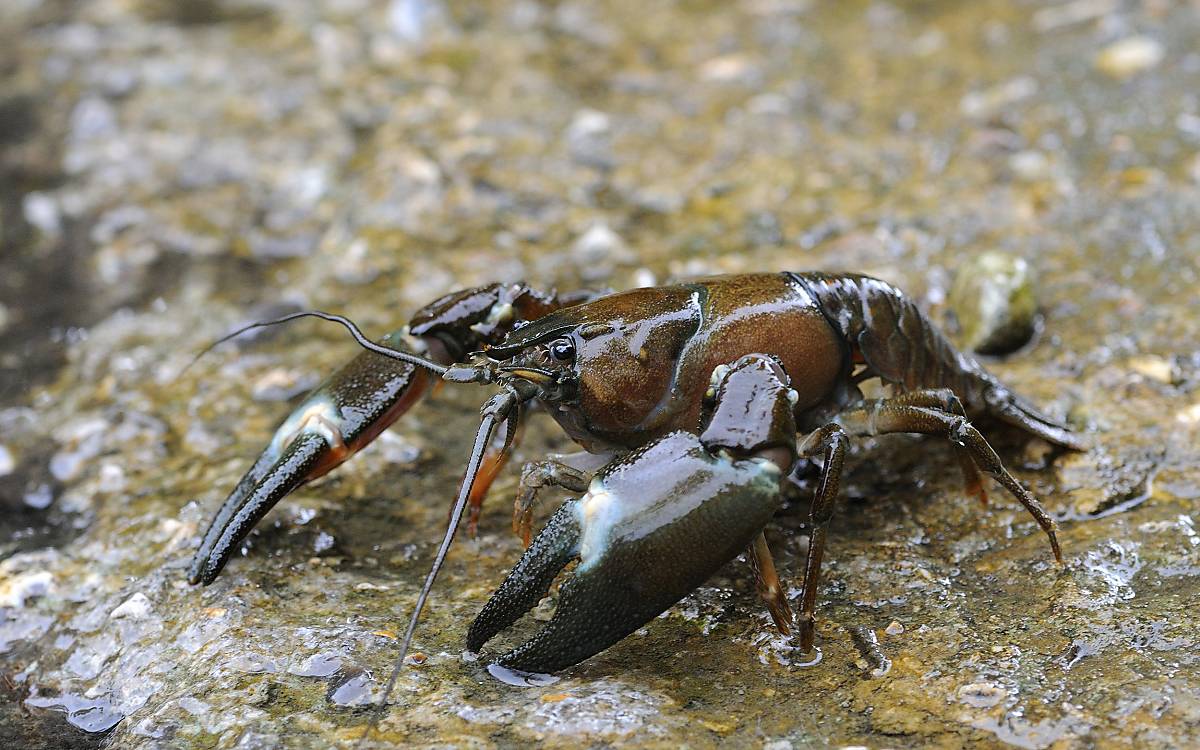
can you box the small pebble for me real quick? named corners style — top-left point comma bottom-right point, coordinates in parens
top-left (288, 652), bottom-right (343, 678)
top-left (531, 595), bottom-right (557, 622)
top-left (1095, 36), bottom-right (1164, 79)
top-left (1128, 355), bottom-right (1174, 384)
top-left (698, 718), bottom-right (735, 734)
top-left (312, 531), bottom-right (336, 554)
top-left (1033, 0), bottom-right (1119, 32)
top-left (251, 369), bottom-right (317, 402)
top-left (228, 653), bottom-right (278, 674)
top-left (376, 432), bottom-right (422, 465)
top-left (698, 54), bottom-right (758, 84)
top-left (1116, 166), bottom-right (1164, 191)
top-left (631, 267), bottom-right (656, 288)
top-left (565, 108), bottom-right (614, 169)
top-left (571, 223), bottom-right (632, 265)
top-left (0, 444), bottom-right (14, 477)
top-left (354, 582), bottom-right (390, 592)
top-left (24, 483), bottom-right (54, 510)
top-left (1009, 150), bottom-right (1051, 182)
top-left (884, 620), bottom-right (905, 636)
top-left (1177, 402), bottom-right (1200, 425)
top-left (109, 592), bottom-right (152, 620)
top-left (960, 77), bottom-right (1037, 119)
top-left (958, 682), bottom-right (1006, 708)
top-left (22, 192), bottom-right (61, 236)
top-left (948, 252), bottom-right (1039, 355)
top-left (245, 680), bottom-right (274, 707)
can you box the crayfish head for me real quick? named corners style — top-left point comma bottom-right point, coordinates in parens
top-left (488, 286), bottom-right (702, 443)
top-left (409, 282), bottom-right (566, 361)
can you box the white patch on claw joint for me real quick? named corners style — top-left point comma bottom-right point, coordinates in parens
top-left (469, 301), bottom-right (515, 335)
top-left (709, 363), bottom-right (731, 388)
top-left (746, 455), bottom-right (783, 476)
top-left (574, 478), bottom-right (620, 572)
top-left (269, 396), bottom-right (345, 457)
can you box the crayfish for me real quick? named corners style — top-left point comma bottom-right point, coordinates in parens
top-left (187, 272), bottom-right (1084, 682)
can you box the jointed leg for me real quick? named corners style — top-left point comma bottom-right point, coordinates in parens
top-left (835, 399), bottom-right (1061, 562)
top-left (748, 532), bottom-right (794, 635)
top-left (513, 459), bottom-right (592, 546)
top-left (878, 389), bottom-right (986, 505)
top-left (464, 418), bottom-right (526, 536)
top-left (794, 423), bottom-right (849, 653)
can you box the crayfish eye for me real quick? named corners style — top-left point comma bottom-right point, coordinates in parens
top-left (548, 337), bottom-right (576, 363)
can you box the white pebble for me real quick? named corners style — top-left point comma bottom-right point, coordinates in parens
top-left (22, 192), bottom-right (61, 236)
top-left (1128, 355), bottom-right (1173, 384)
top-left (1096, 36), bottom-right (1164, 79)
top-left (110, 592), bottom-right (152, 620)
top-left (0, 444), bottom-right (14, 477)
top-left (958, 682), bottom-right (1006, 708)
top-left (571, 223), bottom-right (631, 264)
top-left (0, 570), bottom-right (54, 607)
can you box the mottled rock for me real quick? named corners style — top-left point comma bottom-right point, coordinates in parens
top-left (948, 252), bottom-right (1039, 356)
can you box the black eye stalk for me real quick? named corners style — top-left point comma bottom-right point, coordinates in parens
top-left (549, 336), bottom-right (576, 363)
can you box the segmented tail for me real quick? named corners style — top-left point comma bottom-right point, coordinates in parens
top-left (792, 272), bottom-right (1085, 450)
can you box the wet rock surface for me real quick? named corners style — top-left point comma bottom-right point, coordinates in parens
top-left (1, 1), bottom-right (1198, 748)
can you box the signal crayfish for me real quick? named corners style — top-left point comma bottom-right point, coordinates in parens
top-left (187, 271), bottom-right (1085, 685)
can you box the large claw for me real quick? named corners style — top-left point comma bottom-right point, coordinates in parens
top-left (188, 338), bottom-right (432, 585)
top-left (466, 430), bottom-right (785, 673)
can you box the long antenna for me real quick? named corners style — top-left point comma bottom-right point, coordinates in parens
top-left (183, 310), bottom-right (449, 377)
top-left (359, 399), bottom-right (507, 747)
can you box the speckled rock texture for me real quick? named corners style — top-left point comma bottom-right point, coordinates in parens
top-left (1, 1), bottom-right (1198, 748)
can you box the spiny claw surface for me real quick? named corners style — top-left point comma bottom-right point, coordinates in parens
top-left (467, 431), bottom-right (784, 673)
top-left (188, 342), bottom-right (430, 585)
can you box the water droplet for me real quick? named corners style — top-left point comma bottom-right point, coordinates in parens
top-left (486, 663), bottom-right (560, 687)
top-left (326, 666), bottom-right (377, 706)
top-left (288, 651), bottom-right (343, 678)
top-left (26, 692), bottom-right (124, 733)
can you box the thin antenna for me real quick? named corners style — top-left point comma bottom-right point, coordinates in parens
top-left (182, 310), bottom-right (449, 377)
top-left (359, 402), bottom-right (506, 746)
